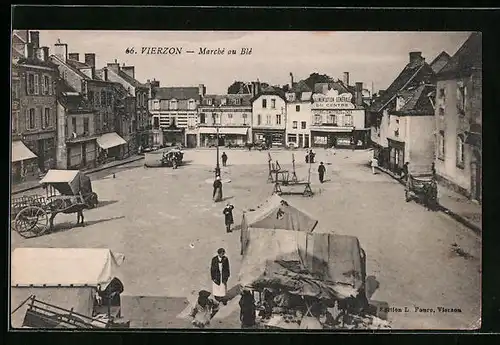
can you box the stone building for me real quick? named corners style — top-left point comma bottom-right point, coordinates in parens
top-left (434, 33), bottom-right (482, 202)
top-left (251, 86), bottom-right (287, 147)
top-left (11, 30), bottom-right (58, 182)
top-left (284, 75), bottom-right (313, 148)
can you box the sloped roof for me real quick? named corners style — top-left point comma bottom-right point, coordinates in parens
top-left (250, 89), bottom-right (286, 102)
top-left (314, 81), bottom-right (351, 95)
top-left (437, 32), bottom-right (482, 79)
top-left (118, 69), bottom-right (146, 88)
top-left (369, 57), bottom-right (433, 113)
top-left (393, 84), bottom-right (435, 115)
top-left (201, 93), bottom-right (252, 107)
top-left (66, 58), bottom-right (91, 69)
top-left (290, 80), bottom-right (312, 93)
top-left (17, 57), bottom-right (58, 69)
top-left (429, 51), bottom-right (451, 73)
top-left (113, 82), bottom-right (134, 97)
top-left (57, 79), bottom-right (93, 112)
top-left (152, 87), bottom-right (200, 100)
top-left (50, 55), bottom-right (90, 80)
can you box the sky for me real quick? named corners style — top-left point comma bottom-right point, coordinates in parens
top-left (37, 31), bottom-right (471, 94)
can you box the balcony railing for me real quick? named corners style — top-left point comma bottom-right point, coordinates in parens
top-left (66, 131), bottom-right (98, 143)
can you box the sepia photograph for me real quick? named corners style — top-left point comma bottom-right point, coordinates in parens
top-left (9, 29), bottom-right (482, 330)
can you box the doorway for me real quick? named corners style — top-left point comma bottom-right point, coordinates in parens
top-left (470, 150), bottom-right (482, 203)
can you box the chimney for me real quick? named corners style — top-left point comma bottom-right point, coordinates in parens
top-left (103, 67), bottom-right (108, 81)
top-left (343, 72), bottom-right (350, 86)
top-left (122, 66), bottom-right (135, 79)
top-left (355, 82), bottom-right (364, 106)
top-left (54, 40), bottom-right (68, 63)
top-left (29, 31), bottom-right (40, 49)
top-left (107, 59), bottom-right (120, 72)
top-left (289, 72), bottom-right (294, 89)
top-left (35, 47), bottom-right (49, 61)
top-left (24, 42), bottom-right (34, 59)
top-left (409, 51), bottom-right (423, 64)
top-left (68, 53), bottom-right (79, 61)
top-left (198, 84), bottom-right (206, 97)
top-left (84, 53), bottom-right (96, 68)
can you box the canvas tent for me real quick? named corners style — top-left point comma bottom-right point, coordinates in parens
top-left (238, 229), bottom-right (366, 302)
top-left (10, 248), bottom-right (125, 329)
top-left (240, 195), bottom-right (318, 255)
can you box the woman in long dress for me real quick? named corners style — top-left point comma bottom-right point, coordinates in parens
top-left (210, 248), bottom-right (230, 305)
top-left (213, 176), bottom-right (223, 202)
top-left (189, 290), bottom-right (219, 328)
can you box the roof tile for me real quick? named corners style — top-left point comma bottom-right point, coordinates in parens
top-left (153, 87), bottom-right (200, 100)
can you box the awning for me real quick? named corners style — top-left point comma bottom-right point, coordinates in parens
top-left (199, 127), bottom-right (248, 135)
top-left (96, 132), bottom-right (127, 150)
top-left (11, 141), bottom-right (37, 163)
top-left (310, 126), bottom-right (354, 133)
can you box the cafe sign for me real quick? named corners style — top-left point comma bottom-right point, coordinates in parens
top-left (312, 89), bottom-right (355, 109)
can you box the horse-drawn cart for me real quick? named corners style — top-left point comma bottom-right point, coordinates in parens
top-left (144, 148), bottom-right (184, 168)
top-left (10, 170), bottom-right (98, 238)
top-left (404, 167), bottom-right (438, 210)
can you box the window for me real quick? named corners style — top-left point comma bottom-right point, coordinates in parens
top-left (344, 115), bottom-right (353, 126)
top-left (143, 93), bottom-right (147, 107)
top-left (257, 114), bottom-right (262, 125)
top-left (438, 131), bottom-right (445, 160)
top-left (34, 74), bottom-right (39, 95)
top-left (292, 121), bottom-right (298, 129)
top-left (262, 99), bottom-right (267, 108)
top-left (27, 73), bottom-right (35, 95)
top-left (88, 91), bottom-right (94, 105)
top-left (108, 92), bottom-right (113, 106)
top-left (271, 99), bottom-right (276, 109)
top-left (242, 113), bottom-right (247, 125)
top-left (188, 100), bottom-right (195, 110)
top-left (26, 108), bottom-right (36, 130)
top-left (329, 114), bottom-right (337, 125)
top-left (43, 75), bottom-right (50, 95)
top-left (83, 117), bottom-right (89, 134)
top-left (153, 117), bottom-right (160, 129)
top-left (266, 115), bottom-right (271, 125)
top-left (170, 100), bottom-right (178, 110)
top-left (456, 135), bottom-right (465, 168)
top-left (439, 88), bottom-right (446, 100)
top-left (95, 91), bottom-right (100, 106)
top-left (301, 121), bottom-right (306, 129)
top-left (72, 118), bottom-right (77, 133)
top-left (296, 105), bottom-right (300, 112)
top-left (12, 81), bottom-right (20, 99)
top-left (153, 100), bottom-right (160, 110)
top-left (314, 114), bottom-right (322, 125)
top-left (12, 111), bottom-right (19, 133)
top-left (101, 90), bottom-right (107, 106)
top-left (44, 108), bottom-right (50, 128)
top-left (457, 83), bottom-right (466, 115)
top-left (276, 114), bottom-right (281, 125)
top-left (287, 134), bottom-right (297, 143)
top-left (199, 113), bottom-right (206, 124)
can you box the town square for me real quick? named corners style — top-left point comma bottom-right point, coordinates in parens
top-left (10, 30), bottom-right (481, 330)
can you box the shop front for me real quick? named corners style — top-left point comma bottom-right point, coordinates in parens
top-left (199, 127), bottom-right (249, 147)
top-left (11, 140), bottom-right (39, 183)
top-left (388, 138), bottom-right (405, 175)
top-left (286, 133), bottom-right (310, 148)
top-left (162, 127), bottom-right (184, 146)
top-left (310, 127), bottom-right (354, 148)
top-left (253, 129), bottom-right (285, 147)
top-left (66, 139), bottom-right (98, 169)
top-left (96, 132), bottom-right (127, 162)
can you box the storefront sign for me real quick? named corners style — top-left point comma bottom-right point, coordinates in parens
top-left (312, 89), bottom-right (355, 110)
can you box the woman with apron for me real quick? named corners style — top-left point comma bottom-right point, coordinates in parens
top-left (210, 248), bottom-right (230, 305)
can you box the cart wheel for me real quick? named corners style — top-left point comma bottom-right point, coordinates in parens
top-left (13, 206), bottom-right (49, 238)
top-left (405, 190), bottom-right (410, 202)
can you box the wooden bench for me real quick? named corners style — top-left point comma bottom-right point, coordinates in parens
top-left (273, 181), bottom-right (313, 197)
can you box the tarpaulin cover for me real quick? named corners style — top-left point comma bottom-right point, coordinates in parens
top-left (10, 287), bottom-right (94, 329)
top-left (40, 170), bottom-right (93, 195)
top-left (11, 141), bottom-right (37, 163)
top-left (11, 248), bottom-right (125, 289)
top-left (238, 229), bottom-right (365, 301)
top-left (96, 132), bottom-right (127, 149)
top-left (240, 195), bottom-right (318, 255)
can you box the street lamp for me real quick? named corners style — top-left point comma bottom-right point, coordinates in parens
top-left (212, 104), bottom-right (221, 178)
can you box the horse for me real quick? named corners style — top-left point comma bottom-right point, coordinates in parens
top-left (47, 195), bottom-right (90, 230)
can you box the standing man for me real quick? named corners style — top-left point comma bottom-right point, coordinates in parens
top-left (223, 203), bottom-right (234, 233)
top-left (213, 176), bottom-right (223, 202)
top-left (371, 154), bottom-right (379, 175)
top-left (211, 248), bottom-right (230, 305)
top-left (221, 152), bottom-right (228, 167)
top-left (318, 162), bottom-right (326, 183)
top-left (400, 162), bottom-right (409, 182)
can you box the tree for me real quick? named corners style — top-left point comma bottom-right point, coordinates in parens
top-left (303, 73), bottom-right (335, 90)
top-left (227, 81), bottom-right (246, 94)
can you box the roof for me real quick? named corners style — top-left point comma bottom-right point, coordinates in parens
top-left (11, 248), bottom-right (125, 289)
top-left (57, 79), bottom-right (93, 112)
top-left (152, 87), bottom-right (200, 100)
top-left (368, 57), bottom-right (433, 113)
top-left (392, 84), bottom-right (436, 115)
top-left (50, 55), bottom-right (90, 80)
top-left (40, 169), bottom-right (80, 184)
top-left (290, 80), bottom-right (312, 93)
top-left (429, 51), bottom-right (451, 73)
top-left (437, 32), bottom-right (482, 79)
top-left (16, 57), bottom-right (58, 69)
top-left (200, 94), bottom-right (252, 107)
top-left (96, 132), bottom-right (127, 149)
top-left (250, 89), bottom-right (286, 102)
top-left (238, 229), bottom-right (365, 301)
top-left (11, 141), bottom-right (37, 163)
top-left (66, 58), bottom-right (91, 69)
top-left (117, 69), bottom-right (146, 88)
top-left (314, 81), bottom-right (351, 95)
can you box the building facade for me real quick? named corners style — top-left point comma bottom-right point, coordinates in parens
top-left (104, 60), bottom-right (151, 152)
top-left (285, 89), bottom-right (312, 148)
top-left (50, 43), bottom-right (127, 161)
top-left (310, 83), bottom-right (367, 148)
top-left (12, 31), bottom-right (58, 183)
top-left (251, 91), bottom-right (287, 147)
top-left (369, 51), bottom-right (438, 172)
top-left (197, 94), bottom-right (253, 147)
top-left (434, 33), bottom-right (482, 202)
top-left (55, 80), bottom-right (98, 169)
top-left (149, 85), bottom-right (204, 147)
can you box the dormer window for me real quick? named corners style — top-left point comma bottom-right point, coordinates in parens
top-left (188, 99), bottom-right (195, 110)
top-left (153, 100), bottom-right (160, 110)
top-left (170, 99), bottom-right (178, 110)
top-left (221, 98), bottom-right (227, 106)
top-left (206, 98), bottom-right (212, 106)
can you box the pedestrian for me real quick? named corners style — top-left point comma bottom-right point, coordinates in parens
top-left (189, 290), bottom-right (219, 328)
top-left (350, 137), bottom-right (356, 151)
top-left (318, 162), bottom-right (326, 183)
top-left (371, 155), bottom-right (378, 175)
top-left (211, 248), bottom-right (230, 305)
top-left (239, 289), bottom-right (256, 329)
top-left (431, 162), bottom-right (436, 178)
top-left (221, 152), bottom-right (228, 167)
top-left (223, 203), bottom-right (234, 233)
top-left (400, 162), bottom-right (409, 182)
top-left (213, 176), bottom-right (223, 202)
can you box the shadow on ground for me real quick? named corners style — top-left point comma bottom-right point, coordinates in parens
top-left (49, 216), bottom-right (125, 234)
top-left (93, 200), bottom-right (119, 209)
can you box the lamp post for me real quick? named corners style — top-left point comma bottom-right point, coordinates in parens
top-left (213, 105), bottom-right (221, 178)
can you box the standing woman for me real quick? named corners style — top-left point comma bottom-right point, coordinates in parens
top-left (213, 176), bottom-right (223, 202)
top-left (239, 289), bottom-right (256, 329)
top-left (223, 203), bottom-right (234, 233)
top-left (211, 248), bottom-right (230, 305)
